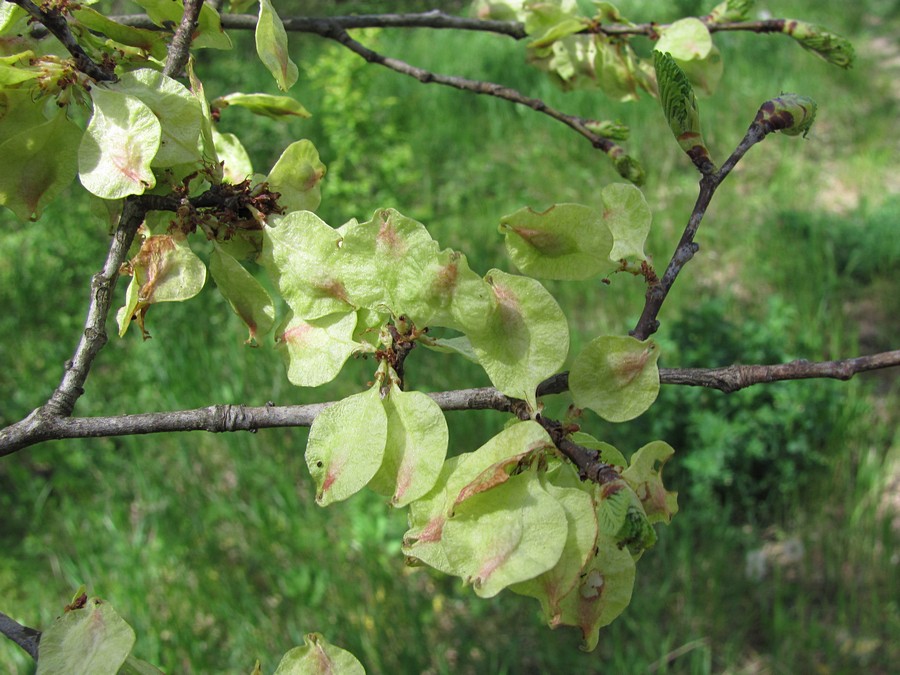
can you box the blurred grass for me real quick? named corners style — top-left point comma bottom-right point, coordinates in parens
top-left (2, 0), bottom-right (900, 672)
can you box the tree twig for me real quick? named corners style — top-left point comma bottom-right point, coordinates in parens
top-left (2, 351), bottom-right (897, 456)
top-left (318, 23), bottom-right (619, 157)
top-left (631, 121), bottom-right (768, 340)
top-left (164, 0), bottom-right (204, 78)
top-left (7, 0), bottom-right (116, 81)
top-left (0, 610), bottom-right (40, 662)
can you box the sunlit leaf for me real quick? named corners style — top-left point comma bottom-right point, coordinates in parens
top-left (654, 18), bottom-right (712, 61)
top-left (369, 382), bottom-right (449, 507)
top-left (266, 140), bottom-right (325, 212)
top-left (71, 7), bottom-right (168, 59)
top-left (214, 92), bottom-right (311, 120)
top-left (444, 470), bottom-right (568, 598)
top-left (570, 335), bottom-right (660, 422)
top-left (499, 203), bottom-right (612, 280)
top-left (274, 310), bottom-right (358, 387)
top-left (306, 383), bottom-right (387, 506)
top-left (113, 69), bottom-right (203, 167)
top-left (468, 269), bottom-right (569, 410)
top-left (601, 183), bottom-right (651, 262)
top-left (256, 0), bottom-right (299, 91)
top-left (212, 129), bottom-right (253, 183)
top-left (261, 211), bottom-right (354, 320)
top-left (78, 87), bottom-right (160, 199)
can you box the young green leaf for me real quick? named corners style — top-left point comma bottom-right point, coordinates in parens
top-left (570, 335), bottom-right (660, 422)
top-left (78, 87), bottom-right (160, 199)
top-left (274, 310), bottom-right (359, 387)
top-left (468, 269), bottom-right (569, 411)
top-left (306, 383), bottom-right (387, 506)
top-left (209, 246), bottom-right (275, 344)
top-left (261, 211), bottom-right (354, 320)
top-left (274, 633), bottom-right (365, 675)
top-left (782, 20), bottom-right (854, 69)
top-left (213, 92), bottom-right (311, 120)
top-left (113, 69), bottom-right (203, 167)
top-left (443, 470), bottom-right (568, 598)
top-left (601, 183), bottom-right (651, 262)
top-left (706, 0), bottom-right (754, 23)
top-left (368, 382), bottom-right (449, 507)
top-left (266, 139), bottom-right (325, 212)
top-left (568, 431), bottom-right (628, 468)
top-left (419, 248), bottom-right (497, 333)
top-left (498, 203), bottom-right (612, 280)
top-left (256, 0), bottom-right (299, 91)
top-left (0, 109), bottom-right (80, 221)
top-left (653, 50), bottom-right (715, 172)
top-left (36, 597), bottom-right (136, 675)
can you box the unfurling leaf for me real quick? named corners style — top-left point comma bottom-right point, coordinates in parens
top-left (78, 87), bottom-right (160, 199)
top-left (256, 0), bottom-right (299, 91)
top-left (621, 440), bottom-right (679, 525)
top-left (273, 633), bottom-right (365, 675)
top-left (369, 382), bottom-right (449, 507)
top-left (706, 0), bottom-right (754, 23)
top-left (782, 20), bottom-right (855, 69)
top-left (753, 93), bottom-right (817, 138)
top-left (652, 51), bottom-right (715, 173)
top-left (468, 269), bottom-right (569, 411)
top-left (266, 140), bottom-right (325, 212)
top-left (306, 383), bottom-right (387, 506)
top-left (213, 92), bottom-right (311, 120)
top-left (36, 597), bottom-right (136, 675)
top-left (0, 109), bottom-right (80, 221)
top-left (570, 335), bottom-right (660, 422)
top-left (275, 311), bottom-right (359, 386)
top-left (499, 203), bottom-right (612, 280)
top-left (209, 246), bottom-right (275, 343)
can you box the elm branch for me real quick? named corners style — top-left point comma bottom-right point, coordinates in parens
top-left (0, 610), bottom-right (40, 661)
top-left (3, 351), bottom-right (897, 456)
top-left (164, 0), bottom-right (204, 78)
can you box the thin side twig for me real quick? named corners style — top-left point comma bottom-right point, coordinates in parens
top-left (320, 23), bottom-right (618, 156)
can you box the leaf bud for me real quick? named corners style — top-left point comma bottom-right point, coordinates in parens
top-left (584, 119), bottom-right (630, 141)
top-left (754, 94), bottom-right (817, 138)
top-left (782, 20), bottom-right (855, 69)
top-left (706, 0), bottom-right (754, 24)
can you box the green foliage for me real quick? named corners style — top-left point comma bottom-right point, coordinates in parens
top-left (0, 0), bottom-right (888, 672)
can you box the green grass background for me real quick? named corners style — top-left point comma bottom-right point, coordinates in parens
top-left (2, 0), bottom-right (899, 672)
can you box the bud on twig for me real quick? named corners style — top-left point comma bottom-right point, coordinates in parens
top-left (753, 94), bottom-right (817, 138)
top-left (782, 20), bottom-right (855, 69)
